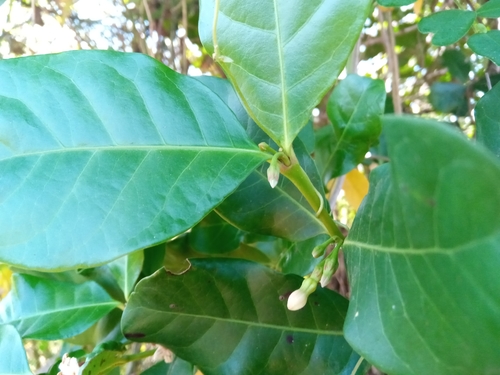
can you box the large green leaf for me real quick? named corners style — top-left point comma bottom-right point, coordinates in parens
top-left (199, 0), bottom-right (371, 152)
top-left (0, 325), bottom-right (32, 375)
top-left (122, 259), bottom-right (361, 375)
top-left (475, 82), bottom-right (500, 158)
top-left (343, 116), bottom-right (500, 375)
top-left (0, 273), bottom-right (120, 340)
top-left (0, 51), bottom-right (266, 270)
top-left (418, 10), bottom-right (476, 46)
top-left (317, 74), bottom-right (385, 180)
top-left (197, 76), bottom-right (326, 241)
top-left (468, 30), bottom-right (500, 66)
top-left (477, 0), bottom-right (500, 18)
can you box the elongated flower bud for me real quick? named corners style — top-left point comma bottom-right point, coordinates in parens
top-left (267, 163), bottom-right (280, 188)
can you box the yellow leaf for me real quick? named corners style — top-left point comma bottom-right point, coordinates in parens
top-left (342, 169), bottom-right (369, 210)
top-left (414, 0), bottom-right (424, 15)
top-left (0, 264), bottom-right (12, 298)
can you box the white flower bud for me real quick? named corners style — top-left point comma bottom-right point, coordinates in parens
top-left (287, 289), bottom-right (308, 311)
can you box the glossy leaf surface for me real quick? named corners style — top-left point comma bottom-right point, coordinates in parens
top-left (418, 10), bottom-right (475, 46)
top-left (0, 273), bottom-right (119, 340)
top-left (468, 31), bottom-right (500, 66)
top-left (477, 0), bottom-right (500, 18)
top-left (0, 51), bottom-right (266, 270)
top-left (475, 82), bottom-right (500, 158)
top-left (344, 116), bottom-right (500, 375)
top-left (199, 0), bottom-right (371, 151)
top-left (318, 74), bottom-right (385, 180)
top-left (122, 259), bottom-right (360, 375)
top-left (0, 325), bottom-right (32, 375)
top-left (197, 76), bottom-right (326, 241)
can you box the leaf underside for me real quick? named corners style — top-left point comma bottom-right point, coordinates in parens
top-left (199, 0), bottom-right (371, 151)
top-left (344, 116), bottom-right (500, 375)
top-left (122, 258), bottom-right (361, 375)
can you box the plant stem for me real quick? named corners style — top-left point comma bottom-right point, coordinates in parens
top-left (281, 151), bottom-right (345, 240)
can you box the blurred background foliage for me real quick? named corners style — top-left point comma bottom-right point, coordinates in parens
top-left (0, 0), bottom-right (498, 373)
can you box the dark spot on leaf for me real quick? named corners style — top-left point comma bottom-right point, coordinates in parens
top-left (124, 332), bottom-right (146, 339)
top-left (169, 304), bottom-right (176, 309)
top-left (314, 301), bottom-right (320, 306)
top-left (427, 198), bottom-right (436, 207)
top-left (100, 359), bottom-right (106, 366)
top-left (286, 335), bottom-right (294, 344)
top-left (281, 291), bottom-right (292, 300)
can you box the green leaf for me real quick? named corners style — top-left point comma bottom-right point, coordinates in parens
top-left (468, 30), bottom-right (500, 66)
top-left (0, 273), bottom-right (120, 340)
top-left (475, 82), bottom-right (500, 158)
top-left (197, 76), bottom-right (326, 241)
top-left (377, 0), bottom-right (415, 6)
top-left (429, 82), bottom-right (467, 115)
top-left (141, 357), bottom-right (195, 375)
top-left (0, 51), bottom-right (267, 271)
top-left (80, 346), bottom-right (154, 375)
top-left (0, 325), bottom-right (32, 375)
top-left (441, 50), bottom-right (470, 83)
top-left (122, 259), bottom-right (360, 375)
top-left (477, 0), bottom-right (500, 18)
top-left (418, 10), bottom-right (476, 46)
top-left (277, 234), bottom-right (329, 275)
top-left (107, 251), bottom-right (144, 299)
top-left (343, 116), bottom-right (500, 375)
top-left (66, 308), bottom-right (124, 346)
top-left (199, 0), bottom-right (372, 152)
top-left (318, 74), bottom-right (385, 180)
top-left (188, 212), bottom-right (242, 254)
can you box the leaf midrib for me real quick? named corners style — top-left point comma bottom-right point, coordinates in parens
top-left (273, 0), bottom-right (289, 149)
top-left (346, 230), bottom-right (500, 255)
top-left (2, 301), bottom-right (119, 324)
top-left (0, 145), bottom-right (265, 163)
top-left (133, 305), bottom-right (343, 336)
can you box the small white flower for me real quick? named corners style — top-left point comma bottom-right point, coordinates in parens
top-left (287, 289), bottom-right (308, 311)
top-left (57, 353), bottom-right (80, 375)
top-left (153, 346), bottom-right (174, 363)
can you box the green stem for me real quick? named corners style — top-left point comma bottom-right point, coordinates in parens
top-left (281, 150), bottom-right (344, 240)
